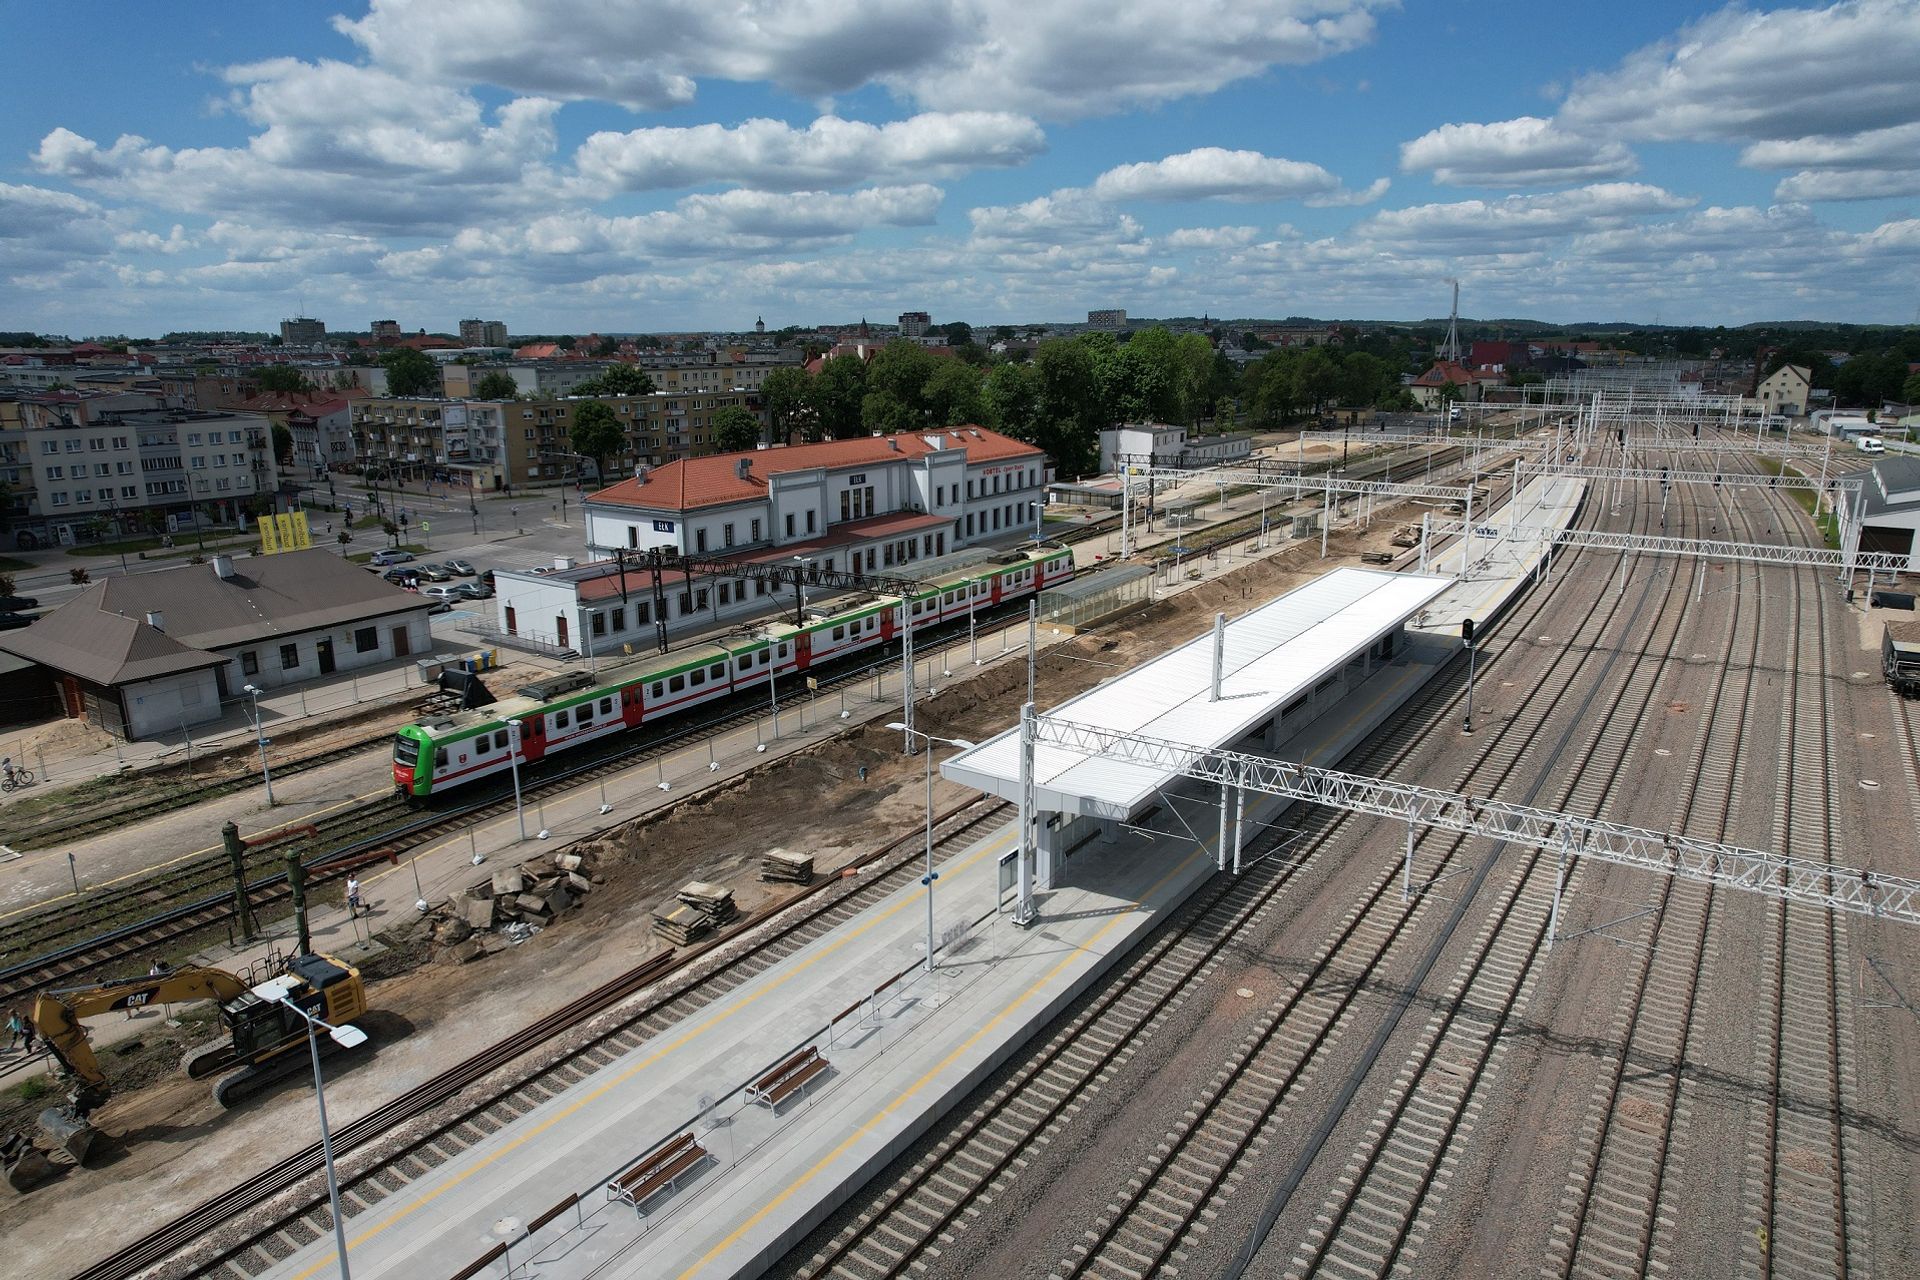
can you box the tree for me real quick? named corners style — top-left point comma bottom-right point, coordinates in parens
top-left (567, 401), bottom-right (624, 483)
top-left (941, 320), bottom-right (974, 347)
top-left (254, 366), bottom-right (311, 394)
top-left (474, 371), bottom-right (520, 400)
top-left (809, 354), bottom-right (869, 440)
top-left (0, 573), bottom-right (13, 597)
top-left (380, 347), bottom-right (439, 398)
top-left (575, 364), bottom-right (655, 397)
top-left (1904, 370), bottom-right (1920, 405)
top-left (712, 405), bottom-right (762, 452)
top-left (760, 366), bottom-right (812, 443)
top-left (924, 360), bottom-right (987, 428)
top-left (986, 360), bottom-right (1040, 441)
top-left (866, 342), bottom-right (937, 425)
top-left (271, 423), bottom-right (294, 466)
top-left (381, 518), bottom-right (400, 547)
top-left (861, 390), bottom-right (921, 436)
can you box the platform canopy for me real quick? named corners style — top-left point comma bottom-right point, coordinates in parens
top-left (943, 567), bottom-right (1452, 821)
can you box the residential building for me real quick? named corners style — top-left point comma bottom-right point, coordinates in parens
top-left (1755, 363), bottom-right (1813, 417)
top-left (352, 389), bottom-right (766, 490)
top-left (490, 425), bottom-right (1049, 653)
top-left (279, 317), bottom-right (326, 345)
top-left (1087, 309), bottom-right (1128, 331)
top-left (898, 311), bottom-right (932, 338)
top-left (1410, 360), bottom-right (1496, 408)
top-left (371, 319), bottom-right (403, 342)
top-left (459, 318), bottom-right (509, 347)
top-left (0, 549), bottom-right (436, 738)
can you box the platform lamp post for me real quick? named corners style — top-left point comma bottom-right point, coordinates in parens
top-left (242, 684), bottom-right (274, 805)
top-left (506, 719), bottom-right (527, 840)
top-left (260, 979), bottom-right (366, 1280)
top-left (1461, 617), bottom-right (1477, 735)
top-left (887, 724), bottom-right (975, 974)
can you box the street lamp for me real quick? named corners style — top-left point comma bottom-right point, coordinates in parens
top-left (792, 555), bottom-right (814, 617)
top-left (243, 684), bottom-right (274, 804)
top-left (886, 724), bottom-right (976, 974)
top-left (1028, 500), bottom-right (1044, 544)
top-left (256, 976), bottom-right (367, 1280)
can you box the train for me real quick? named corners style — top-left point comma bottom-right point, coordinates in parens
top-left (391, 543), bottom-right (1075, 799)
top-left (1883, 619), bottom-right (1920, 698)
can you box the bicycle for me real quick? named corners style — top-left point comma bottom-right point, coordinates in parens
top-left (1, 767), bottom-right (35, 793)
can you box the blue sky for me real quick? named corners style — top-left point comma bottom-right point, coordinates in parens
top-left (4, 0), bottom-right (1919, 336)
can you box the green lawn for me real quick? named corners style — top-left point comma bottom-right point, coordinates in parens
top-left (0, 556), bottom-right (31, 571)
top-left (1756, 457), bottom-right (1841, 547)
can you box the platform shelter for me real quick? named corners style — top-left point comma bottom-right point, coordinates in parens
top-left (943, 567), bottom-right (1453, 921)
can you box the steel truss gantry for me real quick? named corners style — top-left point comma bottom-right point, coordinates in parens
top-left (1024, 716), bottom-right (1920, 931)
top-left (1516, 460), bottom-right (1859, 498)
top-left (1124, 464), bottom-right (1474, 505)
top-left (1424, 517), bottom-right (1909, 576)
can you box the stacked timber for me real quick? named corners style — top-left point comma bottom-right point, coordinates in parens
top-left (761, 849), bottom-right (815, 884)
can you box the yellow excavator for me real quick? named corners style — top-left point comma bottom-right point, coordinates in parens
top-left (4, 953), bottom-right (366, 1190)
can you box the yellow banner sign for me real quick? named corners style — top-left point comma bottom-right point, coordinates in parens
top-left (258, 512), bottom-right (280, 555)
top-left (259, 510), bottom-right (311, 554)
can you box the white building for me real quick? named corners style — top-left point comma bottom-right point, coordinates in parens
top-left (1857, 457), bottom-right (1920, 572)
top-left (489, 426), bottom-right (1050, 653)
top-left (1099, 423), bottom-right (1254, 473)
top-left (1755, 364), bottom-right (1813, 417)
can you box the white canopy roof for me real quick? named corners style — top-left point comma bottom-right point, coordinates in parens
top-left (943, 567), bottom-right (1451, 820)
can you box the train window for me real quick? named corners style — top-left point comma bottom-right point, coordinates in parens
top-left (435, 748), bottom-right (448, 768)
top-left (495, 730), bottom-right (508, 750)
top-left (554, 709), bottom-right (570, 728)
top-left (737, 655), bottom-right (751, 672)
top-left (577, 703), bottom-right (593, 724)
top-left (600, 697), bottom-right (612, 715)
top-left (691, 668), bottom-right (705, 687)
top-left (833, 625), bottom-right (846, 641)
top-left (651, 682), bottom-right (664, 698)
top-left (778, 643), bottom-right (789, 658)
top-left (669, 675), bottom-right (684, 693)
top-left (710, 663), bottom-right (724, 680)
top-left (759, 650), bottom-right (771, 666)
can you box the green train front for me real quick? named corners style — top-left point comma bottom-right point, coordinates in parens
top-left (392, 724), bottom-right (438, 797)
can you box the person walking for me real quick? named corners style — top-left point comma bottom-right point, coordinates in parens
top-left (5, 1008), bottom-right (23, 1052)
top-left (345, 875), bottom-right (363, 919)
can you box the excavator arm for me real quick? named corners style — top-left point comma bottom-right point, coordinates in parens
top-left (32, 967), bottom-right (250, 1112)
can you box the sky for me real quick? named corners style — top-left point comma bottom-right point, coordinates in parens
top-left (4, 0), bottom-right (1920, 337)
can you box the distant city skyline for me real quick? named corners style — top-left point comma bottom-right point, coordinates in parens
top-left (4, 0), bottom-right (1920, 334)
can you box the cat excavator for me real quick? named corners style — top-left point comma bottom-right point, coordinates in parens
top-left (3, 953), bottom-right (366, 1190)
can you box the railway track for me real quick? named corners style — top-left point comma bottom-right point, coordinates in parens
top-left (783, 466), bottom-right (1673, 1277)
top-left (73, 796), bottom-right (1012, 1280)
top-left (0, 584), bottom-right (1064, 1002)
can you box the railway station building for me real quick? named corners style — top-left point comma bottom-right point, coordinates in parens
top-left (1856, 456), bottom-right (1920, 571)
top-left (0, 549), bottom-right (437, 739)
top-left (482, 427), bottom-right (1052, 654)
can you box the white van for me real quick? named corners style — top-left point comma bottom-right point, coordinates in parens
top-left (1857, 435), bottom-right (1885, 454)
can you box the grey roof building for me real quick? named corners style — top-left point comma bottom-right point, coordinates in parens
top-left (0, 549), bottom-right (437, 739)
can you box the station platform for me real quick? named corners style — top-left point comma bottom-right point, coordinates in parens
top-left (251, 619), bottom-right (1456, 1280)
top-left (1409, 472), bottom-right (1586, 637)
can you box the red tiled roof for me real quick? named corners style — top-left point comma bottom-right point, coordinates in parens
top-left (588, 426), bottom-right (1042, 513)
top-left (575, 510), bottom-right (952, 602)
top-left (1412, 361), bottom-right (1476, 387)
top-left (230, 390), bottom-right (353, 414)
top-left (515, 343), bottom-right (561, 359)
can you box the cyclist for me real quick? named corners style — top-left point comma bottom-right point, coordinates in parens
top-left (1, 758), bottom-right (14, 788)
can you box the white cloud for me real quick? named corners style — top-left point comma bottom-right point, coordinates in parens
top-left (1558, 0), bottom-right (1920, 143)
top-left (1355, 184), bottom-right (1697, 254)
top-left (573, 112), bottom-right (1045, 193)
top-left (33, 59), bottom-right (561, 233)
top-left (1399, 117), bottom-right (1637, 186)
top-left (1163, 226), bottom-right (1263, 249)
top-left (0, 183), bottom-right (122, 274)
top-left (968, 188), bottom-right (1145, 250)
top-left (1736, 122), bottom-right (1920, 201)
top-left (337, 0), bottom-right (1391, 120)
top-left (1091, 148), bottom-right (1386, 205)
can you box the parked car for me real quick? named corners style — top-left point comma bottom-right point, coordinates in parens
top-left (0, 613), bottom-right (32, 631)
top-left (422, 584), bottom-right (465, 603)
top-left (425, 599), bottom-right (453, 615)
top-left (452, 580), bottom-right (492, 601)
top-left (416, 564), bottom-right (454, 582)
top-left (444, 559), bottom-right (476, 577)
top-left (479, 569), bottom-right (496, 589)
top-left (382, 568), bottom-right (420, 587)
top-left (370, 549), bottom-right (415, 566)
top-left (0, 595), bottom-right (39, 612)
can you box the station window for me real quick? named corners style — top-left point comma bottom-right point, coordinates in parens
top-left (279, 644), bottom-right (299, 670)
top-left (241, 651), bottom-right (259, 676)
top-left (354, 627), bottom-right (378, 653)
top-left (612, 606), bottom-right (626, 631)
top-left (591, 612), bottom-right (607, 636)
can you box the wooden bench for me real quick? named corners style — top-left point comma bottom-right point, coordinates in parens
top-left (746, 1045), bottom-right (831, 1111)
top-left (605, 1131), bottom-right (709, 1213)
